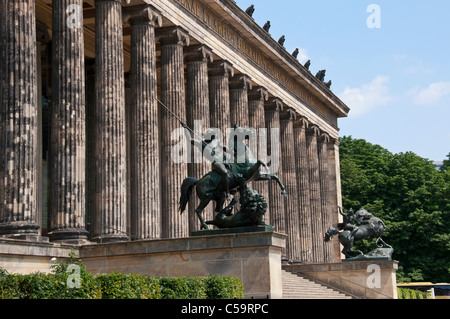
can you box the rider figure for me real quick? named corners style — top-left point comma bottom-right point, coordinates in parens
top-left (183, 124), bottom-right (232, 199)
top-left (342, 208), bottom-right (374, 241)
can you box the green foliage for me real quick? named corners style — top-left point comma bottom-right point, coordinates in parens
top-left (96, 273), bottom-right (161, 299)
top-left (205, 275), bottom-right (244, 299)
top-left (441, 153), bottom-right (450, 172)
top-left (49, 249), bottom-right (101, 299)
top-left (0, 260), bottom-right (244, 299)
top-left (340, 136), bottom-right (450, 283)
top-left (159, 276), bottom-right (207, 299)
top-left (397, 287), bottom-right (431, 299)
top-left (0, 268), bottom-right (22, 299)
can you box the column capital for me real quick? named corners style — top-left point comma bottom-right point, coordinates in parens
top-left (185, 44), bottom-right (213, 63)
top-left (294, 116), bottom-right (309, 129)
top-left (307, 124), bottom-right (321, 137)
top-left (265, 97), bottom-right (283, 112)
top-left (334, 138), bottom-right (341, 147)
top-left (208, 60), bottom-right (234, 78)
top-left (248, 86), bottom-right (269, 102)
top-left (156, 26), bottom-right (190, 46)
top-left (123, 4), bottom-right (162, 27)
top-left (229, 74), bottom-right (252, 90)
top-left (280, 107), bottom-right (297, 121)
top-left (318, 132), bottom-right (331, 144)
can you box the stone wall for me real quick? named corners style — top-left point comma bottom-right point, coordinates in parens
top-left (283, 260), bottom-right (399, 299)
top-left (80, 231), bottom-right (286, 299)
top-left (0, 238), bottom-right (74, 274)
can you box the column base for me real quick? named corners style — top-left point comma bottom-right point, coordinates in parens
top-left (0, 222), bottom-right (41, 237)
top-left (0, 233), bottom-right (49, 243)
top-left (49, 228), bottom-right (90, 245)
top-left (91, 234), bottom-right (129, 244)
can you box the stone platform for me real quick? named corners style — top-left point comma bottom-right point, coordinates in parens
top-left (191, 225), bottom-right (275, 237)
top-left (283, 260), bottom-right (399, 299)
top-left (80, 231), bottom-right (286, 299)
top-left (0, 238), bottom-right (74, 274)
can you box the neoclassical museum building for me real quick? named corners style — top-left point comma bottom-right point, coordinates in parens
top-left (0, 0), bottom-right (350, 267)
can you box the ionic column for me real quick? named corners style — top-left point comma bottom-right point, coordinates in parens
top-left (293, 117), bottom-right (313, 263)
top-left (209, 60), bottom-right (234, 142)
top-left (264, 98), bottom-right (286, 257)
top-left (36, 22), bottom-right (49, 236)
top-left (93, 0), bottom-right (128, 242)
top-left (306, 125), bottom-right (324, 263)
top-left (156, 26), bottom-right (190, 239)
top-left (248, 87), bottom-right (270, 223)
top-left (229, 74), bottom-right (252, 128)
top-left (185, 44), bottom-right (214, 232)
top-left (0, 0), bottom-right (40, 239)
top-left (328, 138), bottom-right (342, 261)
top-left (318, 132), bottom-right (333, 262)
top-left (49, 0), bottom-right (88, 243)
top-left (280, 108), bottom-right (301, 263)
top-left (124, 5), bottom-right (162, 240)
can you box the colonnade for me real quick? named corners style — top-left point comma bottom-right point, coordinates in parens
top-left (0, 0), bottom-right (341, 263)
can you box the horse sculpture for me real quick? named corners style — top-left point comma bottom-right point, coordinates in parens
top-left (179, 126), bottom-right (286, 230)
top-left (324, 208), bottom-right (388, 259)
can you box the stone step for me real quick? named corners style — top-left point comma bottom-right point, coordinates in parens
top-left (282, 270), bottom-right (353, 299)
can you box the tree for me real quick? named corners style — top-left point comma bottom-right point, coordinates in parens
top-left (441, 152), bottom-right (450, 172)
top-left (339, 136), bottom-right (450, 283)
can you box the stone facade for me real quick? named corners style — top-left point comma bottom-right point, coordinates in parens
top-left (0, 0), bottom-right (349, 265)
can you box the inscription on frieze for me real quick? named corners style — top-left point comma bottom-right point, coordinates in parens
top-left (174, 0), bottom-right (331, 120)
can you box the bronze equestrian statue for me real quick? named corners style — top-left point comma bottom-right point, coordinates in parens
top-left (179, 125), bottom-right (286, 230)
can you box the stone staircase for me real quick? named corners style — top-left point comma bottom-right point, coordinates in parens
top-left (282, 270), bottom-right (353, 299)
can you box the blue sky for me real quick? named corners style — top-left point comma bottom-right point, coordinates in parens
top-left (234, 0), bottom-right (450, 161)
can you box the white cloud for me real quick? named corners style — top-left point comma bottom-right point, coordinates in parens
top-left (295, 47), bottom-right (310, 64)
top-left (339, 75), bottom-right (393, 117)
top-left (288, 46), bottom-right (310, 64)
top-left (411, 82), bottom-right (450, 106)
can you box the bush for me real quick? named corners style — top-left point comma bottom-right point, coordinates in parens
top-left (0, 263), bottom-right (243, 299)
top-left (49, 249), bottom-right (101, 299)
top-left (397, 287), bottom-right (431, 299)
top-left (205, 275), bottom-right (244, 299)
top-left (97, 273), bottom-right (161, 299)
top-left (0, 268), bottom-right (22, 299)
top-left (159, 276), bottom-right (207, 299)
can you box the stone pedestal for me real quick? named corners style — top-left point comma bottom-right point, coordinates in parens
top-left (80, 231), bottom-right (287, 299)
top-left (284, 260), bottom-right (399, 299)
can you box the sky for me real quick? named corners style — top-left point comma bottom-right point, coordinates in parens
top-left (234, 0), bottom-right (450, 162)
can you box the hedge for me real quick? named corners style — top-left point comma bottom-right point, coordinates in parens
top-left (397, 287), bottom-right (431, 299)
top-left (0, 254), bottom-right (244, 299)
